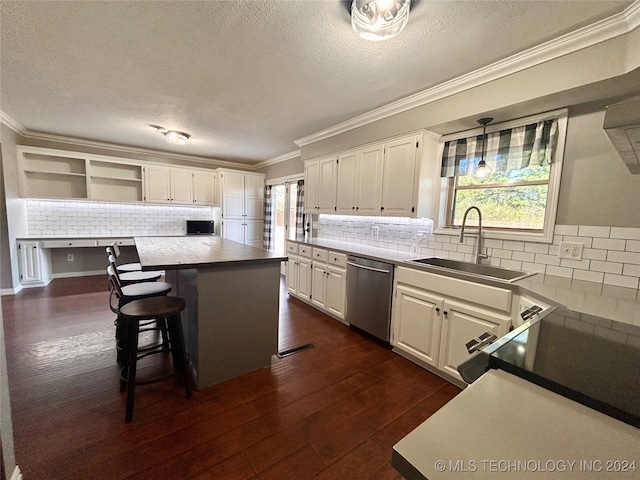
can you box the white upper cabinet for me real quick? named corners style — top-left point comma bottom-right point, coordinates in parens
top-left (193, 170), bottom-right (218, 206)
top-left (356, 143), bottom-right (384, 215)
top-left (145, 165), bottom-right (217, 206)
top-left (335, 150), bottom-right (358, 214)
top-left (381, 134), bottom-right (420, 216)
top-left (170, 169), bottom-right (194, 204)
top-left (304, 131), bottom-right (432, 218)
top-left (144, 165), bottom-right (172, 204)
top-left (304, 155), bottom-right (337, 213)
top-left (336, 143), bottom-right (384, 215)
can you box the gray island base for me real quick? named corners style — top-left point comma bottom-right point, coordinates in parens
top-left (134, 236), bottom-right (287, 389)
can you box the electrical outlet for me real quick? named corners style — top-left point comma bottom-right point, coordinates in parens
top-left (558, 241), bottom-right (583, 260)
top-left (67, 254), bottom-right (74, 262)
top-left (371, 226), bottom-right (380, 239)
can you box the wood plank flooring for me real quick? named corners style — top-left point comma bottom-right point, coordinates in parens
top-left (2, 275), bottom-right (460, 479)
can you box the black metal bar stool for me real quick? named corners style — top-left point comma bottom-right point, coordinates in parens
top-left (107, 243), bottom-right (142, 273)
top-left (108, 254), bottom-right (162, 285)
top-left (108, 265), bottom-right (172, 364)
top-left (118, 295), bottom-right (191, 422)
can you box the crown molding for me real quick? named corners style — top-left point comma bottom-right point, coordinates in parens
top-left (252, 149), bottom-right (301, 169)
top-left (295, 0), bottom-right (640, 147)
top-left (0, 110), bottom-right (28, 135)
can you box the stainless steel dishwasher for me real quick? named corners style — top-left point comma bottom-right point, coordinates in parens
top-left (346, 255), bottom-right (394, 343)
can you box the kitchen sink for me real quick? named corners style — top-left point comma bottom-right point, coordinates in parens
top-left (408, 257), bottom-right (534, 283)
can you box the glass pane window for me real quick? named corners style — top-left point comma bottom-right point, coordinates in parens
top-left (451, 165), bottom-right (550, 231)
top-left (288, 183), bottom-right (298, 240)
top-left (273, 185), bottom-right (286, 255)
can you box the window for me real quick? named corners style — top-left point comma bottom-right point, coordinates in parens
top-left (437, 110), bottom-right (568, 242)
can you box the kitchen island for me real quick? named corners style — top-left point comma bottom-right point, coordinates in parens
top-left (134, 236), bottom-right (287, 389)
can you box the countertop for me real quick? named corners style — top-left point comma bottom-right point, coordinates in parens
top-left (392, 369), bottom-right (640, 480)
top-left (135, 236), bottom-right (286, 270)
top-left (289, 238), bottom-right (640, 325)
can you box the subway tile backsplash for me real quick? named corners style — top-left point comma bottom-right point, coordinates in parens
top-left (26, 199), bottom-right (214, 237)
top-left (317, 215), bottom-right (640, 289)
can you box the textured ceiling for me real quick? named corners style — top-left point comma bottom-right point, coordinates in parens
top-left (0, 0), bottom-right (633, 164)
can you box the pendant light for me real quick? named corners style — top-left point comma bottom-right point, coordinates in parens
top-left (475, 117), bottom-right (493, 178)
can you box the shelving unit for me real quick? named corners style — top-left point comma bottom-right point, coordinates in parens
top-left (21, 153), bottom-right (88, 199)
top-left (17, 146), bottom-right (219, 205)
top-left (88, 160), bottom-right (143, 202)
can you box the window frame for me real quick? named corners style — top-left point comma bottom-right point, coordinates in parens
top-left (433, 109), bottom-right (568, 244)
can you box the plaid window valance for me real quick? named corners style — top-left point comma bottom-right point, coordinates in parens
top-left (440, 119), bottom-right (558, 177)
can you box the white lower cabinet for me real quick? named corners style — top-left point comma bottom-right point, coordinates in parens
top-left (17, 241), bottom-right (50, 287)
top-left (392, 284), bottom-right (443, 368)
top-left (392, 266), bottom-right (512, 384)
top-left (222, 219), bottom-right (263, 247)
top-left (286, 243), bottom-right (347, 321)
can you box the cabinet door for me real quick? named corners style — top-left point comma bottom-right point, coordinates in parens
top-left (144, 165), bottom-right (171, 203)
top-left (304, 160), bottom-right (319, 212)
top-left (381, 135), bottom-right (419, 216)
top-left (311, 262), bottom-right (328, 309)
top-left (222, 219), bottom-right (245, 243)
top-left (244, 175), bottom-right (264, 219)
top-left (297, 257), bottom-right (312, 301)
top-left (171, 169), bottom-right (194, 204)
top-left (357, 143), bottom-right (384, 215)
top-left (335, 150), bottom-right (358, 214)
top-left (193, 171), bottom-right (216, 205)
top-left (438, 299), bottom-right (510, 382)
top-left (326, 265), bottom-right (346, 319)
top-left (221, 171), bottom-right (245, 218)
top-left (285, 254), bottom-right (298, 293)
top-left (391, 285), bottom-right (443, 368)
top-left (317, 156), bottom-right (337, 213)
top-left (244, 220), bottom-right (264, 248)
top-left (18, 242), bottom-right (42, 283)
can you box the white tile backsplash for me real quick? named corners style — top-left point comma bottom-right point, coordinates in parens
top-left (26, 199), bottom-right (215, 237)
top-left (317, 217), bottom-right (640, 289)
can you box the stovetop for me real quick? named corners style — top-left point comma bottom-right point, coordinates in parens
top-left (489, 308), bottom-right (640, 428)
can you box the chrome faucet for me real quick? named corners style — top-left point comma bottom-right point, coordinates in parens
top-left (459, 206), bottom-right (489, 264)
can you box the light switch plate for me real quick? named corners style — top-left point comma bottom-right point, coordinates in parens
top-left (558, 241), bottom-right (583, 260)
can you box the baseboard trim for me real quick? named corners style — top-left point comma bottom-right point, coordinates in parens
top-left (51, 270), bottom-right (105, 279)
top-left (0, 285), bottom-right (22, 296)
top-left (10, 465), bottom-right (22, 480)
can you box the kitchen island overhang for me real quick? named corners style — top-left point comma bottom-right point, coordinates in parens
top-left (134, 236), bottom-right (287, 389)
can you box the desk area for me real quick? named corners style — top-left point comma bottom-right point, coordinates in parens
top-left (135, 236), bottom-right (287, 389)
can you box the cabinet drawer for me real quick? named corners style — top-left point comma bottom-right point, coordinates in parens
top-left (298, 244), bottom-right (312, 258)
top-left (312, 248), bottom-right (328, 263)
top-left (286, 241), bottom-right (298, 254)
top-left (41, 239), bottom-right (98, 248)
top-left (97, 238), bottom-right (135, 247)
top-left (396, 266), bottom-right (512, 314)
top-left (328, 251), bottom-right (347, 268)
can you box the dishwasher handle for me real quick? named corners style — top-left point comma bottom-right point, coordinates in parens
top-left (347, 261), bottom-right (391, 274)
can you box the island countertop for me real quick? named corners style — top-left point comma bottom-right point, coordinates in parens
top-left (134, 236), bottom-right (287, 270)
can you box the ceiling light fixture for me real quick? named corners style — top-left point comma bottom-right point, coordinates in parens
top-left (475, 117), bottom-right (493, 178)
top-left (152, 125), bottom-right (191, 145)
top-left (351, 0), bottom-right (411, 41)
top-left (163, 130), bottom-right (190, 145)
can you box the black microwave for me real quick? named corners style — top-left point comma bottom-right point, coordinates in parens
top-left (186, 220), bottom-right (214, 235)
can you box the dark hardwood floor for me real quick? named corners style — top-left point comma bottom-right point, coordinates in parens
top-left (2, 275), bottom-right (460, 479)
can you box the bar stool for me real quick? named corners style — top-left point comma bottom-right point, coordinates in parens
top-left (108, 265), bottom-right (172, 364)
top-left (118, 295), bottom-right (191, 422)
top-left (108, 254), bottom-right (162, 285)
top-left (107, 243), bottom-right (142, 273)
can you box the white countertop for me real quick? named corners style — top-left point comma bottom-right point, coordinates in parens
top-left (393, 369), bottom-right (640, 480)
top-left (291, 238), bottom-right (640, 326)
